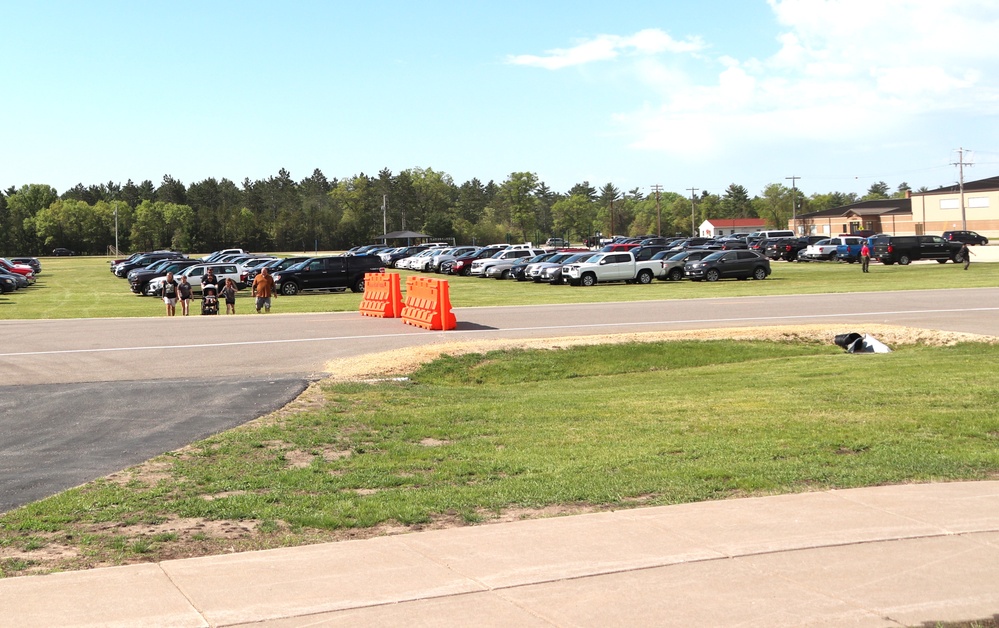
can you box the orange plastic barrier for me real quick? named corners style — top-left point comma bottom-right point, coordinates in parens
top-left (359, 272), bottom-right (403, 318)
top-left (401, 276), bottom-right (456, 331)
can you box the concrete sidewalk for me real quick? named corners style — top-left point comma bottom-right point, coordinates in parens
top-left (3, 481), bottom-right (998, 627)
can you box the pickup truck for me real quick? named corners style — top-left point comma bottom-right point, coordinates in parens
top-left (871, 235), bottom-right (964, 265)
top-left (833, 236), bottom-right (869, 263)
top-left (799, 236), bottom-right (863, 261)
top-left (562, 251), bottom-right (662, 286)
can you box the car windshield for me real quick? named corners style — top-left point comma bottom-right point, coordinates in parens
top-left (701, 252), bottom-right (726, 262)
top-left (565, 253), bottom-right (595, 263)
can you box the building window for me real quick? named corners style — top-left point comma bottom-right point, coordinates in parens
top-left (939, 198), bottom-right (960, 209)
top-left (969, 196), bottom-right (990, 208)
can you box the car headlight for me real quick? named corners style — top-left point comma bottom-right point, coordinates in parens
top-left (273, 274), bottom-right (282, 281)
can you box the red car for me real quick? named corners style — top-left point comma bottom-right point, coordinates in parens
top-left (0, 258), bottom-right (36, 284)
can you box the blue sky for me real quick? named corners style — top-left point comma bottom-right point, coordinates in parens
top-left (3, 0), bottom-right (998, 199)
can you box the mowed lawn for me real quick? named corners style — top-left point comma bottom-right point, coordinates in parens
top-left (1, 340), bottom-right (998, 576)
top-left (1, 253), bottom-right (998, 319)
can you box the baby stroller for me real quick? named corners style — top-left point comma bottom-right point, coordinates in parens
top-left (201, 283), bottom-right (219, 315)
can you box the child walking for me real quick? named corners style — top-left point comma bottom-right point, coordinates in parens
top-left (219, 278), bottom-right (238, 314)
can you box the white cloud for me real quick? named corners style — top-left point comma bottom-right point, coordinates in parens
top-left (512, 2), bottom-right (999, 162)
top-left (506, 28), bottom-right (704, 70)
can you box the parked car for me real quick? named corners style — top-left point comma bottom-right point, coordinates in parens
top-left (129, 259), bottom-right (202, 294)
top-left (146, 263), bottom-right (242, 296)
top-left (0, 268), bottom-right (30, 289)
top-left (685, 250), bottom-right (771, 282)
top-left (942, 230), bottom-right (989, 245)
top-left (242, 257), bottom-right (310, 286)
top-left (0, 274), bottom-right (17, 293)
top-left (871, 235), bottom-right (963, 265)
top-left (832, 236), bottom-right (870, 263)
top-left (539, 252), bottom-right (596, 284)
top-left (427, 246), bottom-right (478, 272)
top-left (0, 258), bottom-right (36, 283)
top-left (447, 246), bottom-right (510, 276)
top-left (563, 251), bottom-right (663, 286)
top-left (113, 251), bottom-right (186, 277)
top-left (544, 237), bottom-right (568, 247)
top-left (469, 248), bottom-right (546, 277)
top-left (10, 257), bottom-right (41, 274)
top-left (51, 247), bottom-right (75, 256)
top-left (764, 236), bottom-right (824, 262)
top-left (273, 255), bottom-right (385, 295)
top-left (654, 249), bottom-right (716, 281)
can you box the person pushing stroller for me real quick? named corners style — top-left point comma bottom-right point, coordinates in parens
top-left (200, 269), bottom-right (220, 315)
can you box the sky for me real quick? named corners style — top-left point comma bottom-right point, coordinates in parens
top-left (3, 0), bottom-right (999, 200)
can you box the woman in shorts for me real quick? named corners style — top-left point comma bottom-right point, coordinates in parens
top-left (219, 278), bottom-right (238, 314)
top-left (161, 272), bottom-right (178, 316)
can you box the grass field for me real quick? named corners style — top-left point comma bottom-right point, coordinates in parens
top-left (2, 253), bottom-right (998, 319)
top-left (1, 339), bottom-right (998, 576)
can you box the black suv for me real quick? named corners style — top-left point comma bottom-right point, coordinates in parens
top-left (114, 251), bottom-right (186, 277)
top-left (942, 230), bottom-right (989, 246)
top-left (764, 236), bottom-right (825, 262)
top-left (129, 259), bottom-right (201, 294)
top-left (272, 255), bottom-right (385, 295)
top-left (684, 250), bottom-right (771, 281)
top-left (871, 235), bottom-right (963, 265)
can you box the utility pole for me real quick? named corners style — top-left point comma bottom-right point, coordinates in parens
top-left (785, 176), bottom-right (800, 234)
top-left (686, 187), bottom-right (699, 236)
top-left (952, 148), bottom-right (972, 230)
top-left (651, 184), bottom-right (663, 236)
top-left (382, 194), bottom-right (388, 237)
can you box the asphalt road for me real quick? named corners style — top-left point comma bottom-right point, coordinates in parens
top-left (2, 287), bottom-right (998, 513)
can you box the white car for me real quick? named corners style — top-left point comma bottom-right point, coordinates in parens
top-left (145, 263), bottom-right (242, 296)
top-left (469, 248), bottom-right (546, 277)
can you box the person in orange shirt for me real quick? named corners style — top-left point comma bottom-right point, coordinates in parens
top-left (251, 267), bottom-right (276, 313)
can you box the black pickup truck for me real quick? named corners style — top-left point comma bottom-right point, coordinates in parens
top-left (764, 236), bottom-right (825, 262)
top-left (272, 255), bottom-right (385, 295)
top-left (871, 235), bottom-right (964, 265)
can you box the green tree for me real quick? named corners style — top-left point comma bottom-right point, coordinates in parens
top-left (720, 184), bottom-right (752, 218)
top-left (551, 194), bottom-right (596, 242)
top-left (753, 183), bottom-right (792, 228)
top-left (4, 184), bottom-right (58, 254)
top-left (496, 172), bottom-right (540, 242)
top-left (863, 181), bottom-right (890, 200)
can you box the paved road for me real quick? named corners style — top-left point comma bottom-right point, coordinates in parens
top-left (2, 288), bottom-right (997, 513)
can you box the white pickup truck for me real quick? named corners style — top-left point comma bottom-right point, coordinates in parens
top-left (562, 251), bottom-right (662, 286)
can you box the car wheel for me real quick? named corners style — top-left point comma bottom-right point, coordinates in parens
top-left (500, 269), bottom-right (510, 280)
top-left (898, 255), bottom-right (911, 265)
top-left (705, 269), bottom-right (720, 282)
top-left (281, 282), bottom-right (299, 296)
top-left (636, 270), bottom-right (653, 284)
top-left (954, 253), bottom-right (965, 264)
top-left (351, 277), bottom-right (365, 293)
top-left (581, 274), bottom-right (596, 287)
top-left (460, 267), bottom-right (471, 276)
top-left (753, 267), bottom-right (768, 280)
top-left (667, 267), bottom-right (684, 282)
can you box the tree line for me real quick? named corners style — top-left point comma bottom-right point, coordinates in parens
top-left (0, 168), bottom-right (915, 256)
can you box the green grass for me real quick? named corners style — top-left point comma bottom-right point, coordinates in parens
top-left (2, 339), bottom-right (997, 574)
top-left (1, 254), bottom-right (997, 319)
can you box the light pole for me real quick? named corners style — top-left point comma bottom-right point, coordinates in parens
top-left (113, 201), bottom-right (119, 255)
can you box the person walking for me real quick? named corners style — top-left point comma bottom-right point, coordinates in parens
top-left (177, 275), bottom-right (193, 315)
top-left (252, 267), bottom-right (276, 313)
top-left (161, 271), bottom-right (178, 316)
top-left (960, 243), bottom-right (974, 270)
top-left (219, 278), bottom-right (238, 314)
top-left (860, 242), bottom-right (871, 273)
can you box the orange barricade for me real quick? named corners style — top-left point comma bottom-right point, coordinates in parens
top-left (401, 276), bottom-right (456, 331)
top-left (359, 272), bottom-right (403, 318)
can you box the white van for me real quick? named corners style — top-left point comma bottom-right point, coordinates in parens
top-left (748, 230), bottom-right (794, 241)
